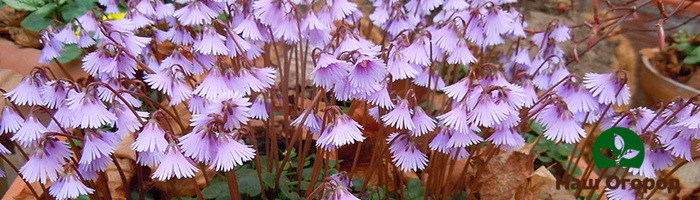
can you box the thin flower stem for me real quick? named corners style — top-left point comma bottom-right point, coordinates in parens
top-left (226, 170), bottom-right (242, 200)
top-left (275, 90), bottom-right (325, 187)
top-left (0, 153), bottom-right (41, 199)
top-left (191, 178), bottom-right (205, 200)
top-left (245, 129), bottom-right (268, 200)
top-left (110, 155), bottom-right (130, 200)
top-left (52, 58), bottom-right (76, 82)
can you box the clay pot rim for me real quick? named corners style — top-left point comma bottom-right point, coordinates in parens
top-left (640, 49), bottom-right (700, 94)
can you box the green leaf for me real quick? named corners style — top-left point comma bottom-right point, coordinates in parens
top-left (352, 178), bottom-right (364, 191)
top-left (262, 172), bottom-right (275, 188)
top-left (130, 191), bottom-right (155, 200)
top-left (406, 178), bottom-right (421, 188)
top-left (201, 182), bottom-right (225, 199)
top-left (557, 144), bottom-right (573, 156)
top-left (75, 195), bottom-right (90, 200)
top-left (530, 121), bottom-right (544, 134)
top-left (215, 194), bottom-right (231, 200)
top-left (20, 3), bottom-right (57, 31)
top-left (59, 0), bottom-right (95, 21)
top-left (236, 169), bottom-right (262, 197)
top-left (537, 155), bottom-right (553, 163)
top-left (3, 0), bottom-right (45, 11)
top-left (562, 161), bottom-right (583, 177)
top-left (56, 44), bottom-right (83, 63)
top-left (683, 47), bottom-right (700, 64)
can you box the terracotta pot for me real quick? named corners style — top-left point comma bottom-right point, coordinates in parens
top-left (658, 0), bottom-right (700, 15)
top-left (639, 48), bottom-right (700, 103)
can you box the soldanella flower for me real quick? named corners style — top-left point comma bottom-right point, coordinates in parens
top-left (4, 75), bottom-right (43, 106)
top-left (11, 115), bottom-right (47, 147)
top-left (152, 145), bottom-right (200, 181)
top-left (179, 127), bottom-right (217, 164)
top-left (174, 1), bottom-right (220, 26)
top-left (411, 106), bottom-right (436, 136)
top-left (446, 127), bottom-right (484, 148)
top-left (584, 72), bottom-right (631, 106)
top-left (66, 89), bottom-right (118, 129)
top-left (487, 128), bottom-right (525, 151)
top-left (317, 114), bottom-right (365, 149)
top-left (437, 103), bottom-right (471, 134)
top-left (605, 185), bottom-right (636, 200)
top-left (194, 28), bottom-right (229, 56)
top-left (381, 100), bottom-right (414, 130)
top-left (290, 109), bottom-right (323, 135)
top-left (49, 173), bottom-right (95, 200)
top-left (20, 148), bottom-right (65, 184)
top-left (535, 103), bottom-right (586, 143)
top-left (367, 84), bottom-right (395, 109)
top-left (249, 94), bottom-right (270, 120)
top-left (210, 134), bottom-right (256, 172)
top-left (387, 133), bottom-right (428, 172)
top-left (0, 106), bottom-right (23, 134)
top-left (132, 120), bottom-right (169, 153)
top-left (80, 129), bottom-right (120, 165)
top-left (313, 53), bottom-right (351, 89)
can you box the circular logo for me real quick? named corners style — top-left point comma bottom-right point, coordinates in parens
top-left (592, 127), bottom-right (644, 169)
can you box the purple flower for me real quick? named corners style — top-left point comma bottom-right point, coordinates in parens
top-left (413, 67), bottom-right (445, 90)
top-left (467, 91), bottom-right (512, 127)
top-left (243, 67), bottom-right (277, 93)
top-left (535, 104), bottom-right (586, 143)
top-left (20, 148), bottom-right (64, 184)
top-left (442, 79), bottom-right (472, 102)
top-left (628, 148), bottom-right (657, 178)
top-left (78, 155), bottom-right (112, 180)
top-left (179, 127), bottom-right (217, 164)
top-left (301, 12), bottom-right (332, 47)
top-left (446, 44), bottom-right (477, 65)
top-left (312, 53), bottom-right (351, 89)
top-left (411, 106), bottom-right (436, 136)
top-left (429, 129), bottom-right (451, 153)
top-left (0, 106), bottom-right (23, 134)
top-left (556, 80), bottom-right (599, 113)
top-left (77, 31), bottom-right (96, 48)
top-left (66, 90), bottom-right (117, 129)
top-left (132, 120), bottom-right (169, 153)
top-left (605, 185), bottom-right (636, 200)
top-left (437, 103), bottom-right (470, 133)
top-left (583, 72), bottom-right (631, 106)
top-left (113, 103), bottom-right (148, 137)
top-left (39, 31), bottom-right (64, 64)
top-left (348, 54), bottom-right (387, 92)
top-left (551, 23), bottom-right (571, 42)
top-left (272, 18), bottom-right (300, 44)
top-left (402, 36), bottom-right (431, 66)
top-left (137, 151), bottom-right (164, 166)
top-left (210, 135), bottom-right (255, 172)
top-left (249, 94), bottom-right (270, 120)
top-left (77, 11), bottom-right (98, 33)
top-left (49, 173), bottom-right (95, 200)
top-left (4, 75), bottom-right (43, 106)
top-left (166, 26), bottom-right (195, 45)
top-left (80, 130), bottom-right (120, 165)
top-left (234, 16), bottom-right (265, 41)
top-left (366, 84), bottom-right (395, 109)
top-left (54, 25), bottom-right (78, 45)
top-left (174, 1), bottom-right (220, 26)
top-left (290, 109), bottom-right (323, 135)
top-left (387, 133), bottom-right (428, 171)
top-left (192, 68), bottom-right (231, 100)
top-left (11, 115), bottom-right (47, 147)
top-left (329, 0), bottom-right (358, 20)
top-left (444, 0), bottom-right (469, 10)
top-left (649, 149), bottom-right (674, 170)
top-left (664, 137), bottom-right (692, 161)
top-left (40, 80), bottom-right (69, 109)
top-left (152, 145), bottom-right (200, 181)
top-left (487, 128), bottom-right (525, 150)
top-left (446, 127), bottom-right (483, 148)
top-left (194, 28), bottom-right (229, 56)
top-left (325, 185), bottom-right (359, 200)
top-left (382, 100), bottom-right (414, 130)
top-left (387, 51), bottom-right (421, 81)
top-left (135, 0), bottom-right (156, 16)
top-left (154, 0), bottom-right (175, 19)
top-left (317, 115), bottom-right (365, 148)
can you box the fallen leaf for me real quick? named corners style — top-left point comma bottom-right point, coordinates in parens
top-left (527, 166), bottom-right (576, 200)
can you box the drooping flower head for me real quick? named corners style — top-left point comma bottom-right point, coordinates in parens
top-left (583, 72), bottom-right (631, 106)
top-left (317, 114), bottom-right (365, 149)
top-left (49, 173), bottom-right (95, 200)
top-left (152, 144), bottom-right (200, 181)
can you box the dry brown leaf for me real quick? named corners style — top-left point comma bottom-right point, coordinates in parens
top-left (527, 167), bottom-right (576, 200)
top-left (476, 150), bottom-right (535, 200)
